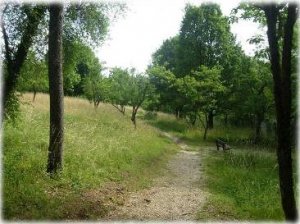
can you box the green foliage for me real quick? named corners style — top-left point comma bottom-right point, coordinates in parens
top-left (64, 2), bottom-right (126, 47)
top-left (147, 65), bottom-right (183, 113)
top-left (108, 67), bottom-right (152, 123)
top-left (83, 62), bottom-right (109, 108)
top-left (127, 72), bottom-right (151, 108)
top-left (63, 41), bottom-right (101, 95)
top-left (18, 52), bottom-right (48, 94)
top-left (176, 65), bottom-right (225, 115)
top-left (152, 36), bottom-right (180, 74)
top-left (178, 3), bottom-right (234, 74)
top-left (108, 67), bottom-right (132, 108)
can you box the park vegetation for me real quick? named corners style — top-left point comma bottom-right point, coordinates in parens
top-left (1, 1), bottom-right (298, 221)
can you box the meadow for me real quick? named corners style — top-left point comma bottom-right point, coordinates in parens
top-left (3, 93), bottom-right (291, 221)
top-left (3, 93), bottom-right (178, 219)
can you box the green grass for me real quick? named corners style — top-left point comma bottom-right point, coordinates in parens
top-left (145, 112), bottom-right (289, 221)
top-left (146, 114), bottom-right (276, 150)
top-left (197, 148), bottom-right (285, 220)
top-left (3, 93), bottom-right (178, 220)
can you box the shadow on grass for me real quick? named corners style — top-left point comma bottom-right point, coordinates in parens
top-left (146, 119), bottom-right (188, 133)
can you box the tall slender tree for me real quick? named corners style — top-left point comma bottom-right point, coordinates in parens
top-left (47, 4), bottom-right (64, 174)
top-left (261, 3), bottom-right (298, 220)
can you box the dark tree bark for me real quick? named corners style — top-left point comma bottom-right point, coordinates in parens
top-left (208, 110), bottom-right (214, 129)
top-left (32, 89), bottom-right (37, 102)
top-left (131, 106), bottom-right (138, 129)
top-left (203, 113), bottom-right (209, 140)
top-left (2, 6), bottom-right (45, 111)
top-left (198, 113), bottom-right (209, 140)
top-left (262, 3), bottom-right (298, 220)
top-left (47, 4), bottom-right (64, 174)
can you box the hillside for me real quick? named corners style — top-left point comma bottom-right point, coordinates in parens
top-left (3, 93), bottom-right (178, 219)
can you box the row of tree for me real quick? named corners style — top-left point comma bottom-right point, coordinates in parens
top-left (146, 4), bottom-right (278, 143)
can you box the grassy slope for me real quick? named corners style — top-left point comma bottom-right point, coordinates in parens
top-left (147, 114), bottom-right (286, 221)
top-left (3, 93), bottom-right (178, 220)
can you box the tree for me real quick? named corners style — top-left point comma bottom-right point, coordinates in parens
top-left (128, 71), bottom-right (150, 128)
top-left (175, 66), bottom-right (225, 139)
top-left (84, 74), bottom-right (109, 109)
top-left (18, 52), bottom-right (48, 101)
top-left (262, 3), bottom-right (298, 220)
top-left (63, 40), bottom-right (102, 95)
top-left (108, 67), bottom-right (132, 115)
top-left (47, 3), bottom-right (64, 174)
top-left (152, 36), bottom-right (180, 74)
top-left (2, 5), bottom-right (46, 116)
top-left (177, 3), bottom-right (237, 128)
top-left (147, 65), bottom-right (184, 117)
top-left (233, 2), bottom-right (298, 220)
top-left (2, 2), bottom-right (125, 119)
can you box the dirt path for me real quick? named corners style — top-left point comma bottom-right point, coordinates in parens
top-left (105, 132), bottom-right (207, 221)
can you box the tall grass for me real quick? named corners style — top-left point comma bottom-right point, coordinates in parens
top-left (197, 148), bottom-right (284, 220)
top-left (3, 93), bottom-right (178, 220)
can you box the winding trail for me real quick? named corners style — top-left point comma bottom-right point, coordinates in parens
top-left (106, 131), bottom-right (207, 221)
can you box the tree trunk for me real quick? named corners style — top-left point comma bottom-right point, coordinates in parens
top-left (208, 110), bottom-right (214, 129)
top-left (131, 106), bottom-right (137, 129)
top-left (263, 4), bottom-right (297, 220)
top-left (121, 105), bottom-right (125, 115)
top-left (47, 4), bottom-right (64, 174)
top-left (203, 113), bottom-right (209, 140)
top-left (32, 90), bottom-right (37, 102)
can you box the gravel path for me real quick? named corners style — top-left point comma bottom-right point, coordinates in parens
top-left (105, 132), bottom-right (207, 221)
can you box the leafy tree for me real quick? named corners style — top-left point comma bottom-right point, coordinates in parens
top-left (47, 3), bottom-right (64, 174)
top-left (178, 3), bottom-right (238, 128)
top-left (175, 66), bottom-right (225, 139)
top-left (63, 40), bottom-right (101, 95)
top-left (147, 66), bottom-right (185, 117)
top-left (18, 52), bottom-right (48, 101)
top-left (108, 67), bottom-right (132, 114)
top-left (2, 2), bottom-right (125, 119)
top-left (84, 74), bottom-right (109, 109)
top-left (2, 4), bottom-right (46, 117)
top-left (128, 72), bottom-right (151, 128)
top-left (230, 58), bottom-right (274, 142)
top-left (152, 36), bottom-right (180, 74)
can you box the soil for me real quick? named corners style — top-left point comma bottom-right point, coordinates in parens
top-left (104, 132), bottom-right (207, 221)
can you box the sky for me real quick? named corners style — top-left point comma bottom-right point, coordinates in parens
top-left (96, 0), bottom-right (264, 73)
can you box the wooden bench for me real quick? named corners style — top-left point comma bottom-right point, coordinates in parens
top-left (216, 139), bottom-right (231, 151)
